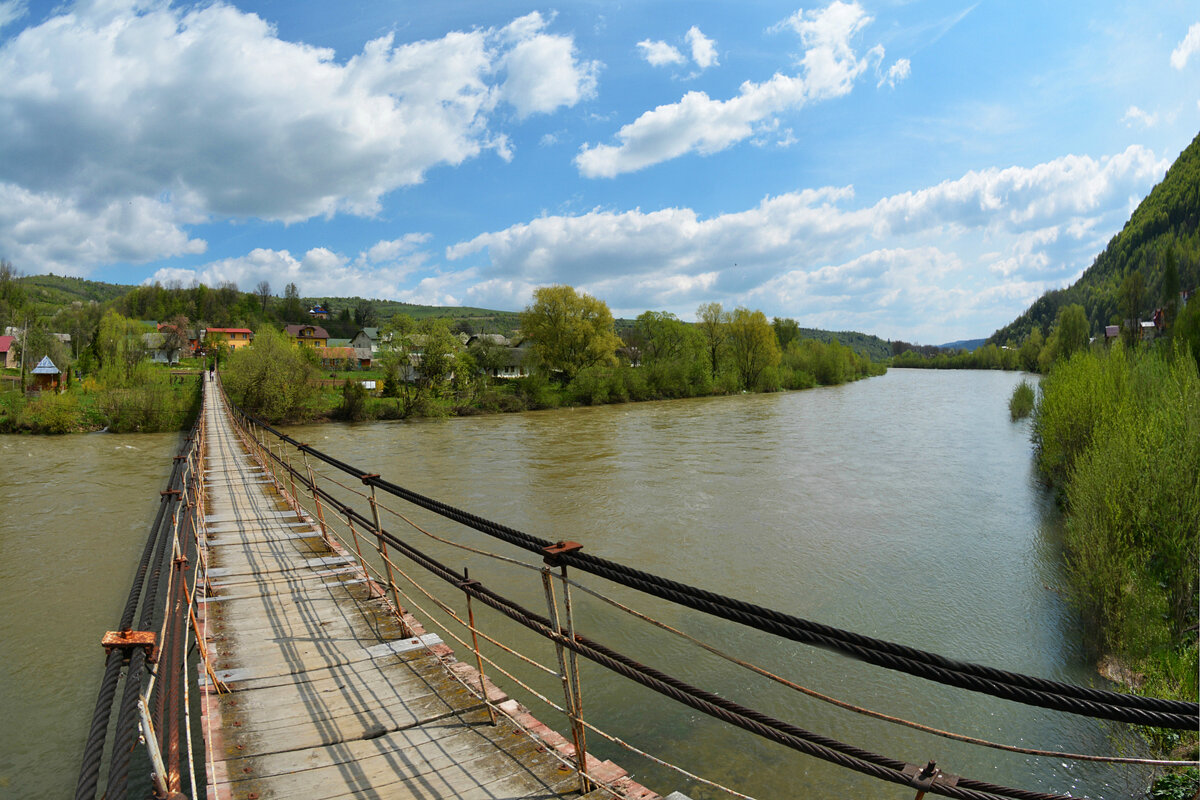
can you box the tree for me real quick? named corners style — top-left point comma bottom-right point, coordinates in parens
top-left (727, 308), bottom-right (780, 389)
top-left (221, 327), bottom-right (318, 422)
top-left (519, 285), bottom-right (620, 383)
top-left (255, 281), bottom-right (271, 313)
top-left (91, 310), bottom-right (149, 385)
top-left (1163, 247), bottom-right (1180, 329)
top-left (1120, 269), bottom-right (1145, 346)
top-left (634, 310), bottom-right (698, 365)
top-left (696, 301), bottom-right (728, 379)
top-left (354, 299), bottom-right (378, 327)
top-left (772, 317), bottom-right (800, 351)
top-left (1053, 304), bottom-right (1090, 362)
top-left (160, 315), bottom-right (191, 362)
top-left (280, 282), bottom-right (305, 322)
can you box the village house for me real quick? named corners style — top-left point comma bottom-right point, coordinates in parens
top-left (30, 355), bottom-right (61, 391)
top-left (206, 328), bottom-right (253, 352)
top-left (285, 324), bottom-right (329, 348)
top-left (0, 335), bottom-right (15, 369)
top-left (308, 304), bottom-right (330, 320)
top-left (142, 332), bottom-right (180, 364)
top-left (318, 347), bottom-right (358, 370)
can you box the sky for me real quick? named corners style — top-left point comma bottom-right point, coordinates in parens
top-left (0, 1), bottom-right (1197, 343)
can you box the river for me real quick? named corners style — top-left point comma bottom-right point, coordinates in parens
top-left (0, 370), bottom-right (1151, 798)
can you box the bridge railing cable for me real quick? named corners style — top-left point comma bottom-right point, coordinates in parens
top-left (75, 382), bottom-right (205, 800)
top-left (232, 402), bottom-right (1197, 727)
top-left (223, 394), bottom-right (1198, 800)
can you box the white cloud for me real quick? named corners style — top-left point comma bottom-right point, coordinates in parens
top-left (685, 27), bottom-right (718, 69)
top-left (1170, 22), bottom-right (1200, 70)
top-left (878, 58), bottom-right (910, 89)
top-left (637, 39), bottom-right (686, 66)
top-left (0, 1), bottom-right (26, 31)
top-left (499, 12), bottom-right (600, 119)
top-left (0, 2), bottom-right (595, 273)
top-left (456, 146), bottom-right (1166, 340)
top-left (148, 234), bottom-right (439, 298)
top-left (0, 182), bottom-right (206, 275)
top-left (1121, 104), bottom-right (1158, 128)
top-left (577, 1), bottom-right (886, 177)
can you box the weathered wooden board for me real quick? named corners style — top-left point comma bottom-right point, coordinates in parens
top-left (197, 387), bottom-right (631, 800)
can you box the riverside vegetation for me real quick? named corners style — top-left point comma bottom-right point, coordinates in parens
top-left (0, 309), bottom-right (200, 433)
top-left (1031, 342), bottom-right (1199, 768)
top-left (220, 288), bottom-right (886, 425)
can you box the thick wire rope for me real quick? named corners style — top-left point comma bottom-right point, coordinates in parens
top-left (234, 405), bottom-right (1197, 727)
top-left (226, 402), bottom-right (1172, 800)
top-left (366, 494), bottom-right (1195, 767)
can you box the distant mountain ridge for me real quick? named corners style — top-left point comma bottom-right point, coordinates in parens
top-left (937, 338), bottom-right (987, 351)
top-left (990, 132), bottom-right (1200, 344)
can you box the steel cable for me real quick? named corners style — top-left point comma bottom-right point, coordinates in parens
top-left (231, 405), bottom-right (1197, 727)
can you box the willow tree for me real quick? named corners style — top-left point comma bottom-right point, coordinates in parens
top-left (520, 285), bottom-right (620, 383)
top-left (726, 307), bottom-right (780, 389)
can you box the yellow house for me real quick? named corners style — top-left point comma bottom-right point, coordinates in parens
top-left (206, 328), bottom-right (253, 351)
top-left (285, 324), bottom-right (329, 348)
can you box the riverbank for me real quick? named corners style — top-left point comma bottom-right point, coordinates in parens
top-left (0, 372), bottom-right (201, 433)
top-left (1031, 345), bottom-right (1198, 772)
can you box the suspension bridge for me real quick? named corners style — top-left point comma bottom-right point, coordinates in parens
top-left (75, 377), bottom-right (1198, 800)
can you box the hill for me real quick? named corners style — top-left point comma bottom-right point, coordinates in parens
top-left (990, 132), bottom-right (1200, 344)
top-left (17, 273), bottom-right (133, 309)
top-left (938, 338), bottom-right (987, 351)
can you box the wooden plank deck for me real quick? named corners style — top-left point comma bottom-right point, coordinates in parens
top-left (195, 384), bottom-right (679, 800)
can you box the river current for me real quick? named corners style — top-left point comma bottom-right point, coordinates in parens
top-left (0, 369), bottom-right (1150, 798)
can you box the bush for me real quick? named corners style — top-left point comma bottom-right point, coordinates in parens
top-left (222, 327), bottom-right (319, 423)
top-left (335, 379), bottom-right (371, 422)
top-left (1033, 345), bottom-right (1199, 718)
top-left (24, 391), bottom-right (81, 433)
top-left (1008, 379), bottom-right (1035, 420)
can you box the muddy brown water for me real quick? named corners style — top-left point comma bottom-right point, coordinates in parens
top-left (0, 370), bottom-right (1153, 798)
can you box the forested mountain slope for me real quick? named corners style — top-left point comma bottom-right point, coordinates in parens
top-left (991, 133), bottom-right (1199, 344)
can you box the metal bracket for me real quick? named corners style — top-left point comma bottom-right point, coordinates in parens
top-left (541, 540), bottom-right (583, 566)
top-left (360, 473), bottom-right (379, 485)
top-left (160, 489), bottom-right (182, 498)
top-left (903, 761), bottom-right (957, 798)
top-left (101, 629), bottom-right (157, 663)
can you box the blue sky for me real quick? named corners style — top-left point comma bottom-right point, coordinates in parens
top-left (0, 0), bottom-right (1196, 343)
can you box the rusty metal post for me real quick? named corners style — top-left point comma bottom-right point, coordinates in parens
top-left (461, 568), bottom-right (497, 725)
top-left (284, 445), bottom-right (299, 511)
top-left (340, 504), bottom-right (370, 584)
top-left (540, 566), bottom-right (590, 793)
top-left (302, 449), bottom-right (331, 547)
top-left (366, 481), bottom-right (409, 636)
top-left (557, 563), bottom-right (587, 759)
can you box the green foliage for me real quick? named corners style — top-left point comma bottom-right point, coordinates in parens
top-left (335, 379), bottom-right (371, 421)
top-left (1149, 768), bottom-right (1200, 800)
top-left (1033, 346), bottom-right (1199, 712)
top-left (1053, 304), bottom-right (1091, 361)
top-left (696, 301), bottom-right (728, 379)
top-left (520, 285), bottom-right (621, 383)
top-left (1008, 380), bottom-right (1035, 420)
top-left (98, 375), bottom-right (201, 433)
top-left (222, 327), bottom-right (319, 423)
top-left (991, 133), bottom-right (1200, 345)
top-left (726, 307), bottom-right (780, 390)
top-left (20, 391), bottom-right (81, 433)
top-left (1032, 346), bottom-right (1129, 488)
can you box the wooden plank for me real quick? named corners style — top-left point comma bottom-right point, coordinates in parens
top-left (197, 386), bottom-right (665, 800)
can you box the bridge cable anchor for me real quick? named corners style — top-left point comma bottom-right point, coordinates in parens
top-left (541, 540), bottom-right (583, 567)
top-left (101, 629), bottom-right (158, 664)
